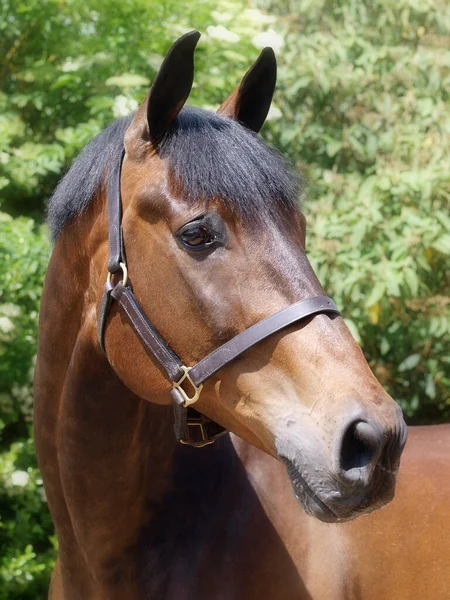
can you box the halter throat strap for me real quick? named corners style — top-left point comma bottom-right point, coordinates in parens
top-left (98, 150), bottom-right (341, 447)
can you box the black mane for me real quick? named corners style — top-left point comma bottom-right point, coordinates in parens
top-left (47, 106), bottom-right (301, 240)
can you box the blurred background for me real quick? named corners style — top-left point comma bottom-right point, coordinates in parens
top-left (0, 0), bottom-right (449, 596)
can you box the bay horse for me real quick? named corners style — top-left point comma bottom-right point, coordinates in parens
top-left (34, 31), bottom-right (448, 599)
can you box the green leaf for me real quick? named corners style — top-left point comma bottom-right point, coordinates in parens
top-left (344, 318), bottom-right (361, 343)
top-left (404, 268), bottom-right (419, 296)
top-left (432, 235), bottom-right (450, 255)
top-left (326, 139), bottom-right (342, 157)
top-left (398, 354), bottom-right (421, 372)
top-left (425, 375), bottom-right (436, 400)
top-left (365, 282), bottom-right (386, 308)
top-left (286, 76), bottom-right (312, 98)
top-left (380, 337), bottom-right (390, 355)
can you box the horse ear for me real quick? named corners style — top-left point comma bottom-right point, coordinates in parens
top-left (217, 47), bottom-right (277, 133)
top-left (125, 31), bottom-right (200, 152)
top-left (147, 30), bottom-right (200, 142)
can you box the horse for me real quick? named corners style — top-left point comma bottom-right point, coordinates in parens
top-left (34, 31), bottom-right (447, 599)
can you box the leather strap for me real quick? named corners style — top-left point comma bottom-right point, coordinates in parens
top-left (188, 296), bottom-right (339, 386)
top-left (97, 281), bottom-right (114, 352)
top-left (105, 283), bottom-right (340, 391)
top-left (107, 150), bottom-right (125, 274)
top-left (110, 282), bottom-right (184, 382)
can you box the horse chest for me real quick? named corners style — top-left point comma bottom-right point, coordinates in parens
top-left (136, 439), bottom-right (307, 600)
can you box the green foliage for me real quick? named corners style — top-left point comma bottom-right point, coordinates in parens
top-left (0, 215), bottom-right (49, 420)
top-left (0, 0), bottom-right (449, 595)
top-left (0, 214), bottom-right (51, 597)
top-left (0, 0), bottom-right (270, 215)
top-left (0, 437), bottom-right (55, 600)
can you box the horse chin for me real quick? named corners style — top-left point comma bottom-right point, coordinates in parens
top-left (282, 457), bottom-right (387, 524)
top-left (282, 458), bottom-right (344, 523)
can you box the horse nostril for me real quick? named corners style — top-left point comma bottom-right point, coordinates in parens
top-left (340, 420), bottom-right (381, 473)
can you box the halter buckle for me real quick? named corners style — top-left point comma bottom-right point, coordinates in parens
top-left (173, 366), bottom-right (203, 407)
top-left (106, 262), bottom-right (128, 287)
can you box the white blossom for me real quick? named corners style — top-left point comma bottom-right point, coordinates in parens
top-left (206, 25), bottom-right (240, 44)
top-left (112, 95), bottom-right (138, 118)
top-left (0, 303), bottom-right (20, 317)
top-left (0, 316), bottom-right (14, 334)
top-left (61, 58), bottom-right (82, 72)
top-left (11, 470), bottom-right (30, 487)
top-left (252, 29), bottom-right (285, 53)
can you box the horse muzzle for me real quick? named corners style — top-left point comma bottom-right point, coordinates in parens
top-left (276, 405), bottom-right (408, 523)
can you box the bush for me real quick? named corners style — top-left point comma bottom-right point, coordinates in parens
top-left (0, 213), bottom-right (51, 598)
top-left (0, 437), bottom-right (55, 600)
top-left (0, 0), bottom-right (272, 215)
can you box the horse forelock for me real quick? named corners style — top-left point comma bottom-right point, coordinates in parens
top-left (47, 106), bottom-right (302, 241)
top-left (159, 106), bottom-right (302, 225)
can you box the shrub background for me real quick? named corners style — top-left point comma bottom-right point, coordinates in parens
top-left (1, 0), bottom-right (449, 596)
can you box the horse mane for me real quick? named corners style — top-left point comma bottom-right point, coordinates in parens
top-left (47, 106), bottom-right (301, 241)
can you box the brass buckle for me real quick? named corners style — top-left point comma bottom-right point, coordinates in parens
top-left (106, 262), bottom-right (128, 287)
top-left (179, 413), bottom-right (215, 448)
top-left (173, 366), bottom-right (203, 407)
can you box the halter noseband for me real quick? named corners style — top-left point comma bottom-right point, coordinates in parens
top-left (97, 151), bottom-right (341, 447)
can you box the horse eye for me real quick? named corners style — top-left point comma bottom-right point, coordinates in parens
top-left (180, 224), bottom-right (216, 250)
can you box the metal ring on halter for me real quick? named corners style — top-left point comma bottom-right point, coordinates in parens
top-left (173, 365), bottom-right (204, 407)
top-left (106, 262), bottom-right (128, 287)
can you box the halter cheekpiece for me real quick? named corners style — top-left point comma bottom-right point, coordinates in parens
top-left (97, 150), bottom-right (341, 447)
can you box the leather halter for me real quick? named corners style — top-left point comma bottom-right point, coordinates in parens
top-left (97, 150), bottom-right (341, 447)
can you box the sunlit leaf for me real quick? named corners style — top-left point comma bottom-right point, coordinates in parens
top-left (365, 282), bottom-right (386, 308)
top-left (398, 354), bottom-right (421, 372)
top-left (432, 235), bottom-right (450, 255)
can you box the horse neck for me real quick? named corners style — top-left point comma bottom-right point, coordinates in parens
top-left (58, 344), bottom-right (178, 595)
top-left (35, 198), bottom-right (179, 592)
top-left (58, 338), bottom-right (177, 545)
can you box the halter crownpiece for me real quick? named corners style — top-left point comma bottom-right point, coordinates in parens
top-left (97, 151), bottom-right (341, 447)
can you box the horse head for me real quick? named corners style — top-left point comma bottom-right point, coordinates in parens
top-left (77, 32), bottom-right (407, 523)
